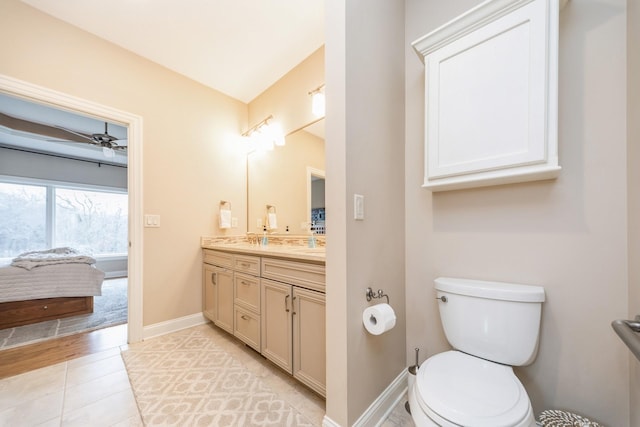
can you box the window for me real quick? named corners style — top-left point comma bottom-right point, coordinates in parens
top-left (0, 178), bottom-right (127, 259)
top-left (0, 182), bottom-right (47, 257)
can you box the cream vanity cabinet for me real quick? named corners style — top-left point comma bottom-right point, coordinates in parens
top-left (202, 249), bottom-right (261, 350)
top-left (261, 257), bottom-right (326, 397)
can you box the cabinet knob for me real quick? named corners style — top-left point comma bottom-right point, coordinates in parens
top-left (43, 305), bottom-right (48, 310)
top-left (241, 315), bottom-right (249, 321)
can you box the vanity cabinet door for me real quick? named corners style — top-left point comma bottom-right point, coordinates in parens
top-left (203, 264), bottom-right (217, 322)
top-left (202, 264), bottom-right (234, 334)
top-left (293, 287), bottom-right (326, 397)
top-left (215, 266), bottom-right (234, 334)
top-left (261, 279), bottom-right (293, 374)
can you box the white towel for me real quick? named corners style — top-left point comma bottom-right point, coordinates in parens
top-left (267, 212), bottom-right (278, 230)
top-left (219, 209), bottom-right (232, 229)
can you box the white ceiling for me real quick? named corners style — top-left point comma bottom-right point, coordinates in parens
top-left (20, 0), bottom-right (325, 103)
top-left (1, 1), bottom-right (325, 166)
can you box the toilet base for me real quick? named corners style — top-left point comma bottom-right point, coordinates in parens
top-left (408, 383), bottom-right (439, 427)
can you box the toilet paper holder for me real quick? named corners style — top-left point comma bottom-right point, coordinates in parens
top-left (365, 287), bottom-right (390, 304)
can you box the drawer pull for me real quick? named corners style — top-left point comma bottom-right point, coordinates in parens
top-left (211, 272), bottom-right (217, 285)
top-left (292, 296), bottom-right (297, 315)
top-left (241, 281), bottom-right (250, 286)
top-left (285, 295), bottom-right (290, 313)
top-left (240, 315), bottom-right (250, 321)
top-left (240, 262), bottom-right (250, 268)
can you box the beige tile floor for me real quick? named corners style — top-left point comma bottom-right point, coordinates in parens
top-left (0, 347), bottom-right (141, 426)
top-left (0, 323), bottom-right (414, 427)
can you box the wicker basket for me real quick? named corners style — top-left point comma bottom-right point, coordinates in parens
top-left (539, 410), bottom-right (603, 427)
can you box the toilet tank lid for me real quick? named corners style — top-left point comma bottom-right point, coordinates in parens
top-left (435, 277), bottom-right (545, 302)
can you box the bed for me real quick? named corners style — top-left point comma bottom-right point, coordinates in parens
top-left (0, 248), bottom-right (105, 329)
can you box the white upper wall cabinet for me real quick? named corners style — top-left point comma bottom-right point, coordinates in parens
top-left (412, 0), bottom-right (566, 191)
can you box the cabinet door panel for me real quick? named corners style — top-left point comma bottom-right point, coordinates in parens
top-left (202, 264), bottom-right (217, 322)
top-left (293, 287), bottom-right (326, 397)
top-left (261, 279), bottom-right (292, 373)
top-left (214, 267), bottom-right (234, 334)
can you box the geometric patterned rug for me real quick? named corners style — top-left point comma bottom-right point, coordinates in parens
top-left (121, 326), bottom-right (315, 426)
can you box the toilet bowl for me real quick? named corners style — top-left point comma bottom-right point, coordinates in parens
top-left (410, 277), bottom-right (545, 427)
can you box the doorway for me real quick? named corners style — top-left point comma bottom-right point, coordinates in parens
top-left (0, 74), bottom-right (143, 343)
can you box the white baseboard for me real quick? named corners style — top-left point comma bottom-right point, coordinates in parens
top-left (322, 369), bottom-right (408, 427)
top-left (142, 312), bottom-right (208, 340)
top-left (322, 415), bottom-right (341, 427)
top-left (104, 270), bottom-right (127, 279)
top-left (353, 369), bottom-right (408, 427)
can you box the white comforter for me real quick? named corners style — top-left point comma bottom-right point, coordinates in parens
top-left (11, 247), bottom-right (96, 271)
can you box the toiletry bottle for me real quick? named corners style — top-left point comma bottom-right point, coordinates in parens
top-left (308, 228), bottom-right (316, 248)
top-left (262, 225), bottom-right (268, 247)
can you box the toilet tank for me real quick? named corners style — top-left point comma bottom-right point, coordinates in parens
top-left (435, 277), bottom-right (545, 366)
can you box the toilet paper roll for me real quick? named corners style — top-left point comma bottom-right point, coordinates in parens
top-left (362, 303), bottom-right (396, 335)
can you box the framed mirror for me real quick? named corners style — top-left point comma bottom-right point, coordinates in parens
top-left (247, 118), bottom-right (325, 235)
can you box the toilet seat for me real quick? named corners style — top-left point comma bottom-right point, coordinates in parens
top-left (415, 351), bottom-right (532, 427)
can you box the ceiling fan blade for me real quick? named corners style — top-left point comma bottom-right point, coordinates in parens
top-left (111, 139), bottom-right (128, 147)
top-left (54, 125), bottom-right (96, 143)
top-left (0, 112), bottom-right (90, 144)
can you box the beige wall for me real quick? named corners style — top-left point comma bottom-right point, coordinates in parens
top-left (0, 0), bottom-right (248, 326)
top-left (406, 0), bottom-right (632, 425)
top-left (628, 0), bottom-right (640, 424)
top-left (325, 1), bottom-right (406, 425)
top-left (248, 47), bottom-right (324, 136)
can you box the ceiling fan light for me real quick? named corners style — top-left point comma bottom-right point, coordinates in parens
top-left (103, 146), bottom-right (115, 158)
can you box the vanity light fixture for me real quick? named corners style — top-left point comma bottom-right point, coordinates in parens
top-left (309, 84), bottom-right (325, 118)
top-left (242, 115), bottom-right (285, 150)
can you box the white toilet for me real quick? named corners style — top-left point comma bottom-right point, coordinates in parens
top-left (409, 277), bottom-right (545, 427)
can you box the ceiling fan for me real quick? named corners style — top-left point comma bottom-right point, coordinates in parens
top-left (55, 122), bottom-right (128, 158)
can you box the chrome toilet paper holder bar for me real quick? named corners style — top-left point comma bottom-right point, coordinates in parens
top-left (365, 287), bottom-right (390, 304)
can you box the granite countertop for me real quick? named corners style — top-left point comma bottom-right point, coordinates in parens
top-left (201, 240), bottom-right (325, 264)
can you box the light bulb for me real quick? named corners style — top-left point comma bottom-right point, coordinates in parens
top-left (270, 122), bottom-right (285, 146)
top-left (312, 92), bottom-right (325, 118)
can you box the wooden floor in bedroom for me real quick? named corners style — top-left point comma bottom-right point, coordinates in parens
top-left (0, 323), bottom-right (127, 379)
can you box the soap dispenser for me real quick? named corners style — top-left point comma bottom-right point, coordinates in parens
top-left (307, 225), bottom-right (316, 248)
top-left (261, 225), bottom-right (268, 247)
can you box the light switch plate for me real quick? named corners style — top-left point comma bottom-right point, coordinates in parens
top-left (144, 214), bottom-right (160, 227)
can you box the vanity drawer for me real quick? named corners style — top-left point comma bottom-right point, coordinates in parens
top-left (234, 273), bottom-right (260, 313)
top-left (203, 249), bottom-right (233, 268)
top-left (234, 306), bottom-right (260, 351)
top-left (261, 258), bottom-right (325, 293)
top-left (234, 254), bottom-right (260, 276)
